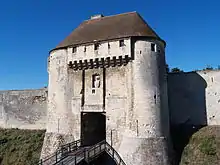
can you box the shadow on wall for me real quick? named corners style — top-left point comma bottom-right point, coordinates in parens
top-left (168, 72), bottom-right (208, 164)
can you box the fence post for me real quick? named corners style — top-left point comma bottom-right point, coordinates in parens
top-left (110, 130), bottom-right (113, 147)
top-left (55, 151), bottom-right (58, 162)
top-left (112, 149), bottom-right (114, 159)
top-left (61, 146), bottom-right (63, 156)
top-left (68, 143), bottom-right (71, 152)
top-left (119, 158), bottom-right (122, 165)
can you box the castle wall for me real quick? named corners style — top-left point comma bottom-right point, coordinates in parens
top-left (118, 39), bottom-right (169, 165)
top-left (67, 38), bottom-right (131, 62)
top-left (41, 39), bottom-right (133, 159)
top-left (46, 49), bottom-right (74, 134)
top-left (66, 39), bottom-right (132, 148)
top-left (40, 49), bottom-right (75, 160)
top-left (1, 36), bottom-right (220, 164)
top-left (0, 89), bottom-right (47, 130)
top-left (70, 70), bottom-right (82, 140)
top-left (106, 66), bottom-right (128, 150)
top-left (1, 69), bottom-right (219, 133)
top-left (168, 70), bottom-right (220, 126)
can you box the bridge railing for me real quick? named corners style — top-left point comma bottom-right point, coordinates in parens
top-left (84, 140), bottom-right (126, 165)
top-left (37, 139), bottom-right (126, 165)
top-left (105, 142), bottom-right (126, 165)
top-left (37, 139), bottom-right (81, 165)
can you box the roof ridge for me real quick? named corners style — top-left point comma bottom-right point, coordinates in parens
top-left (84, 11), bottom-right (138, 22)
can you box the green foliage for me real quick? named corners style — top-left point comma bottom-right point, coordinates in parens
top-left (166, 64), bottom-right (170, 73)
top-left (199, 136), bottom-right (217, 155)
top-left (171, 67), bottom-right (183, 73)
top-left (180, 126), bottom-right (220, 165)
top-left (0, 128), bottom-right (45, 165)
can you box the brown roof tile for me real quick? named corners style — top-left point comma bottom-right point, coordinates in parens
top-left (53, 12), bottom-right (165, 51)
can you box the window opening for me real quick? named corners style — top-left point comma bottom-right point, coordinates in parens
top-left (119, 40), bottom-right (125, 47)
top-left (151, 43), bottom-right (156, 52)
top-left (72, 47), bottom-right (77, 53)
top-left (108, 43), bottom-right (110, 49)
top-left (94, 43), bottom-right (99, 50)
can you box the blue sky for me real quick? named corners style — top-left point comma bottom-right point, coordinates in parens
top-left (0, 0), bottom-right (219, 90)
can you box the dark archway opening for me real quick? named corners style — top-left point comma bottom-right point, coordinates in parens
top-left (81, 112), bottom-right (106, 146)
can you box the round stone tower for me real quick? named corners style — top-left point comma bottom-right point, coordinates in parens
top-left (40, 49), bottom-right (76, 160)
top-left (118, 38), bottom-right (170, 165)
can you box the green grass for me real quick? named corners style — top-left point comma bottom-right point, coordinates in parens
top-left (180, 126), bottom-right (220, 165)
top-left (0, 128), bottom-right (45, 165)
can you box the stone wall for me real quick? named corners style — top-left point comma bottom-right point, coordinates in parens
top-left (117, 39), bottom-right (169, 165)
top-left (168, 70), bottom-right (220, 126)
top-left (0, 88), bottom-right (47, 130)
top-left (0, 70), bottom-right (219, 133)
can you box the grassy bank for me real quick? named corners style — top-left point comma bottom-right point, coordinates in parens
top-left (0, 128), bottom-right (45, 165)
top-left (180, 126), bottom-right (220, 165)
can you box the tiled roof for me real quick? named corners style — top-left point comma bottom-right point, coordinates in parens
top-left (53, 12), bottom-right (164, 51)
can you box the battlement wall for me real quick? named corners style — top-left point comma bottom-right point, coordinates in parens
top-left (0, 88), bottom-right (47, 130)
top-left (168, 70), bottom-right (220, 126)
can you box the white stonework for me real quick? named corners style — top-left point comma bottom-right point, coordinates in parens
top-left (0, 40), bottom-right (220, 164)
top-left (66, 38), bottom-right (131, 63)
top-left (0, 89), bottom-right (47, 130)
top-left (1, 13), bottom-right (220, 165)
top-left (118, 39), bottom-right (169, 165)
top-left (169, 70), bottom-right (220, 127)
top-left (198, 70), bottom-right (220, 125)
top-left (41, 37), bottom-right (170, 164)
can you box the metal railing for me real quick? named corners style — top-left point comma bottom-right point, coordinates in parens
top-left (37, 139), bottom-right (81, 165)
top-left (62, 140), bottom-right (126, 165)
top-left (105, 142), bottom-right (126, 165)
top-left (37, 139), bottom-right (126, 165)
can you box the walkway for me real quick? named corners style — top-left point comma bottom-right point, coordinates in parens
top-left (37, 140), bottom-right (126, 165)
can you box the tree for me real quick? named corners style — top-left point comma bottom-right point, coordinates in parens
top-left (166, 64), bottom-right (170, 73)
top-left (205, 65), bottom-right (213, 70)
top-left (171, 67), bottom-right (183, 73)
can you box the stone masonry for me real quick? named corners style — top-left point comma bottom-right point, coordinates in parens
top-left (1, 70), bottom-right (219, 131)
top-left (40, 12), bottom-right (170, 165)
top-left (0, 88), bottom-right (47, 130)
top-left (1, 12), bottom-right (220, 165)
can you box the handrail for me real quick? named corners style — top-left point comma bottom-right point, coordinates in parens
top-left (105, 142), bottom-right (126, 165)
top-left (85, 140), bottom-right (126, 165)
top-left (36, 139), bottom-right (81, 165)
top-left (37, 139), bottom-right (126, 165)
